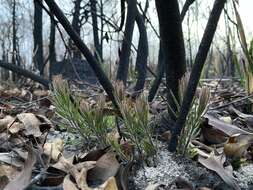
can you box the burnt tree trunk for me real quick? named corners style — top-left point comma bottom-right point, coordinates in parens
top-left (149, 0), bottom-right (190, 104)
top-left (70, 0), bottom-right (82, 59)
top-left (42, 0), bottom-right (118, 108)
top-left (90, 0), bottom-right (102, 61)
top-left (148, 44), bottom-right (164, 102)
top-left (12, 0), bottom-right (19, 81)
top-left (116, 0), bottom-right (137, 84)
top-left (169, 0), bottom-right (227, 151)
top-left (181, 0), bottom-right (196, 21)
top-left (134, 9), bottom-right (148, 93)
top-left (0, 61), bottom-right (49, 88)
top-left (33, 0), bottom-right (44, 75)
top-left (155, 0), bottom-right (186, 119)
top-left (49, 7), bottom-right (56, 79)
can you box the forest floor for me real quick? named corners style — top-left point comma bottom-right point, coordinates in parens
top-left (0, 78), bottom-right (253, 190)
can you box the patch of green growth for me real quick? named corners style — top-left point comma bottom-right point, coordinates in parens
top-left (172, 74), bottom-right (210, 156)
top-left (112, 82), bottom-right (157, 162)
top-left (52, 77), bottom-right (157, 162)
top-left (51, 76), bottom-right (110, 149)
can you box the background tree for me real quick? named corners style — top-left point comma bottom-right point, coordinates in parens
top-left (33, 0), bottom-right (44, 75)
top-left (116, 0), bottom-right (137, 84)
top-left (155, 0), bottom-right (186, 119)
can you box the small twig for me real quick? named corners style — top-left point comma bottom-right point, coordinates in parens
top-left (210, 93), bottom-right (253, 110)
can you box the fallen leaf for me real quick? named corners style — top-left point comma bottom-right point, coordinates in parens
top-left (198, 151), bottom-right (241, 190)
top-left (8, 122), bottom-right (24, 134)
top-left (87, 151), bottom-right (120, 185)
top-left (201, 124), bottom-right (228, 144)
top-left (17, 113), bottom-right (42, 137)
top-left (204, 114), bottom-right (252, 136)
top-left (3, 88), bottom-right (21, 97)
top-left (224, 134), bottom-right (253, 159)
top-left (74, 146), bottom-right (109, 164)
top-left (57, 156), bottom-right (96, 190)
top-left (230, 106), bottom-right (253, 129)
top-left (0, 164), bottom-right (19, 180)
top-left (99, 177), bottom-right (118, 190)
top-left (44, 138), bottom-right (64, 162)
top-left (63, 175), bottom-right (79, 190)
top-left (115, 162), bottom-right (133, 190)
top-left (0, 153), bottom-right (24, 168)
top-left (4, 146), bottom-right (36, 190)
top-left (0, 116), bottom-right (15, 132)
top-left (33, 89), bottom-right (49, 97)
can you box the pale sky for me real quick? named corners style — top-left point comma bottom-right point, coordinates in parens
top-left (0, 0), bottom-right (252, 66)
top-left (238, 1), bottom-right (253, 37)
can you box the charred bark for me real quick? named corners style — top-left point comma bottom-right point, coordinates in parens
top-left (169, 0), bottom-right (227, 151)
top-left (148, 45), bottom-right (164, 102)
top-left (0, 60), bottom-right (49, 88)
top-left (134, 9), bottom-right (148, 93)
top-left (33, 0), bottom-right (44, 75)
top-left (116, 0), bottom-right (137, 84)
top-left (90, 0), bottom-right (102, 61)
top-left (155, 0), bottom-right (186, 119)
top-left (181, 0), bottom-right (196, 21)
top-left (49, 8), bottom-right (56, 79)
top-left (42, 0), bottom-right (118, 108)
top-left (70, 0), bottom-right (82, 59)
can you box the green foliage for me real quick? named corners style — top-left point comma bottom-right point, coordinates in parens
top-left (51, 76), bottom-right (110, 149)
top-left (52, 77), bottom-right (156, 162)
top-left (175, 75), bottom-right (210, 156)
top-left (113, 82), bottom-right (157, 160)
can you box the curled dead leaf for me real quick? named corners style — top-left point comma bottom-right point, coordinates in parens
top-left (44, 138), bottom-right (64, 162)
top-left (0, 116), bottom-right (15, 132)
top-left (198, 151), bottom-right (241, 190)
top-left (87, 151), bottom-right (120, 186)
top-left (224, 134), bottom-right (253, 159)
top-left (17, 113), bottom-right (42, 137)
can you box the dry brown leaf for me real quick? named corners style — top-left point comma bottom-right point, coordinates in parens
top-left (0, 153), bottom-right (24, 168)
top-left (4, 146), bottom-right (36, 190)
top-left (230, 106), bottom-right (253, 128)
top-left (198, 152), bottom-right (240, 190)
top-left (3, 88), bottom-right (21, 97)
top-left (0, 164), bottom-right (19, 180)
top-left (44, 138), bottom-right (64, 162)
top-left (63, 175), bottom-right (79, 190)
top-left (17, 113), bottom-right (42, 137)
top-left (58, 156), bottom-right (96, 190)
top-left (33, 89), bottom-right (49, 97)
top-left (8, 122), bottom-right (24, 134)
top-left (224, 134), bottom-right (253, 159)
top-left (87, 151), bottom-right (120, 185)
top-left (204, 114), bottom-right (252, 136)
top-left (99, 177), bottom-right (118, 190)
top-left (74, 147), bottom-right (109, 164)
top-left (115, 162), bottom-right (132, 190)
top-left (0, 116), bottom-right (15, 132)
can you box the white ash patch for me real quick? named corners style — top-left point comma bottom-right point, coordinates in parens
top-left (134, 143), bottom-right (252, 190)
top-left (234, 164), bottom-right (253, 189)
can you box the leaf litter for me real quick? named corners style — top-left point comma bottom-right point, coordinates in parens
top-left (0, 79), bottom-right (253, 190)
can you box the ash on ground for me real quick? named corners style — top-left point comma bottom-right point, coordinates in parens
top-left (134, 143), bottom-right (253, 190)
